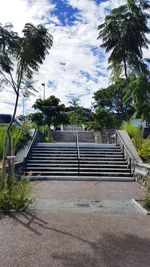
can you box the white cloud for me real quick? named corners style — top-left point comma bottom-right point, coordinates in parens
top-left (0, 0), bottom-right (149, 116)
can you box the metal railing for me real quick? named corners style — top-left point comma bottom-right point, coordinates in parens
top-left (115, 130), bottom-right (150, 181)
top-left (115, 130), bottom-right (133, 175)
top-left (75, 128), bottom-right (80, 175)
top-left (22, 129), bottom-right (38, 170)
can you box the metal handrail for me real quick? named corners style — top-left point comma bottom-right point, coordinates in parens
top-left (22, 129), bottom-right (38, 168)
top-left (116, 130), bottom-right (135, 174)
top-left (116, 130), bottom-right (150, 181)
top-left (75, 128), bottom-right (80, 175)
top-left (116, 130), bottom-right (137, 162)
top-left (116, 130), bottom-right (144, 175)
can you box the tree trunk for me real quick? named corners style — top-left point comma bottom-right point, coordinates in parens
top-left (2, 90), bottom-right (19, 191)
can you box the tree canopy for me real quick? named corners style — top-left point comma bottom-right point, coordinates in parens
top-left (98, 0), bottom-right (150, 79)
top-left (0, 22), bottom-right (53, 187)
top-left (94, 79), bottom-right (134, 121)
top-left (31, 96), bottom-right (68, 128)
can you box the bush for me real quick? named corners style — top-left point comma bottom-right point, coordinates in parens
top-left (0, 177), bottom-right (32, 212)
top-left (121, 121), bottom-right (141, 139)
top-left (12, 123), bottom-right (31, 153)
top-left (0, 126), bottom-right (7, 160)
top-left (143, 176), bottom-right (150, 209)
top-left (138, 138), bottom-right (150, 163)
top-left (121, 121), bottom-right (145, 156)
top-left (0, 123), bottom-right (31, 160)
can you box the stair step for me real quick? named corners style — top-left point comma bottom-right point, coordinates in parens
top-left (32, 149), bottom-right (77, 152)
top-left (25, 171), bottom-right (131, 176)
top-left (25, 140), bottom-right (132, 181)
top-left (25, 167), bottom-right (129, 171)
top-left (26, 163), bottom-right (128, 167)
top-left (31, 155), bottom-right (123, 158)
top-left (27, 176), bottom-right (134, 182)
top-left (28, 159), bottom-right (127, 164)
top-left (29, 157), bottom-right (126, 162)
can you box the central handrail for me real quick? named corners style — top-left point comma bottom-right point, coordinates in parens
top-left (75, 128), bottom-right (80, 175)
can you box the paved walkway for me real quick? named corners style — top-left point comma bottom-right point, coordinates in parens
top-left (1, 181), bottom-right (150, 267)
top-left (29, 181), bottom-right (144, 214)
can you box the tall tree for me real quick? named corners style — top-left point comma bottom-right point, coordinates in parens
top-left (94, 79), bottom-right (134, 122)
top-left (31, 96), bottom-right (68, 139)
top-left (124, 73), bottom-right (150, 122)
top-left (0, 22), bottom-right (53, 188)
top-left (67, 97), bottom-right (86, 126)
top-left (98, 0), bottom-right (150, 79)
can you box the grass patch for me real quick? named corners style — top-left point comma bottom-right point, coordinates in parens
top-left (0, 177), bottom-right (32, 213)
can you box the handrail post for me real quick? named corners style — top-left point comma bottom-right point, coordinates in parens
top-left (75, 127), bottom-right (80, 175)
top-left (129, 158), bottom-right (132, 176)
top-left (115, 131), bottom-right (118, 146)
top-left (122, 144), bottom-right (125, 160)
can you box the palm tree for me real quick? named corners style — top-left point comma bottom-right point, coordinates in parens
top-left (0, 22), bottom-right (53, 188)
top-left (98, 0), bottom-right (150, 79)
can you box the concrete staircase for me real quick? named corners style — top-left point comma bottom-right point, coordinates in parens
top-left (24, 143), bottom-right (133, 181)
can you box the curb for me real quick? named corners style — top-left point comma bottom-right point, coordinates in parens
top-left (131, 199), bottom-right (150, 215)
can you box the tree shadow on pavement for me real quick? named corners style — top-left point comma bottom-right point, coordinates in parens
top-left (8, 211), bottom-right (92, 244)
top-left (8, 211), bottom-right (150, 267)
top-left (52, 233), bottom-right (150, 267)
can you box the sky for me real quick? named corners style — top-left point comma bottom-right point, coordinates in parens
top-left (0, 0), bottom-right (149, 115)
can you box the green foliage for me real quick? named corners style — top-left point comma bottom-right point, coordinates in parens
top-left (0, 177), bottom-right (32, 212)
top-left (32, 96), bottom-right (67, 128)
top-left (94, 74), bottom-right (150, 127)
top-left (0, 124), bottom-right (31, 160)
top-left (138, 138), bottom-right (150, 162)
top-left (98, 0), bottom-right (150, 79)
top-left (0, 22), bottom-right (53, 188)
top-left (68, 108), bottom-right (86, 126)
top-left (67, 97), bottom-right (87, 126)
top-left (121, 121), bottom-right (150, 162)
top-left (124, 73), bottom-right (150, 123)
top-left (87, 109), bottom-right (114, 131)
top-left (143, 176), bottom-right (150, 209)
top-left (11, 123), bottom-right (31, 153)
top-left (28, 112), bottom-right (44, 127)
top-left (94, 79), bottom-right (134, 123)
top-left (0, 126), bottom-right (7, 160)
top-left (121, 121), bottom-right (143, 149)
top-left (121, 121), bottom-right (141, 139)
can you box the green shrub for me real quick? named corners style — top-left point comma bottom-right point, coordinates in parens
top-left (0, 177), bottom-right (32, 212)
top-left (138, 138), bottom-right (150, 163)
top-left (143, 176), bottom-right (150, 209)
top-left (143, 195), bottom-right (150, 209)
top-left (0, 126), bottom-right (7, 160)
top-left (12, 123), bottom-right (31, 153)
top-left (121, 121), bottom-right (144, 155)
top-left (0, 123), bottom-right (31, 160)
top-left (121, 121), bottom-right (141, 139)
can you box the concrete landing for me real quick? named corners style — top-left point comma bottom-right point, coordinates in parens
top-left (29, 181), bottom-right (144, 214)
top-left (29, 199), bottom-right (140, 214)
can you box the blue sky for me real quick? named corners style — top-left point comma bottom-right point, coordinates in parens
top-left (0, 0), bottom-right (149, 115)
